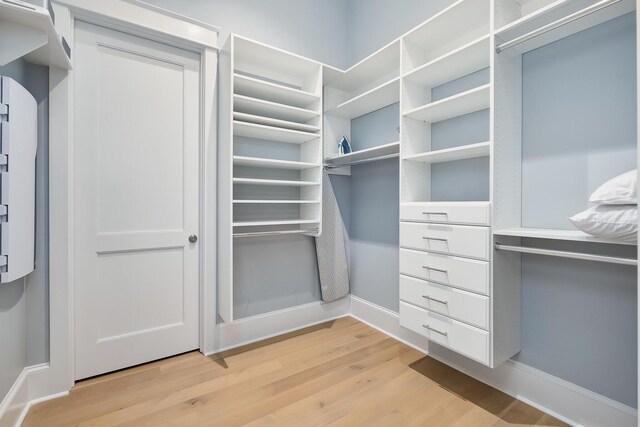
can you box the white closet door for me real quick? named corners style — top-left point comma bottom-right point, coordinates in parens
top-left (74, 21), bottom-right (200, 380)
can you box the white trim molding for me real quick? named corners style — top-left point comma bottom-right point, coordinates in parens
top-left (0, 364), bottom-right (67, 427)
top-left (351, 294), bottom-right (638, 427)
top-left (212, 298), bottom-right (351, 355)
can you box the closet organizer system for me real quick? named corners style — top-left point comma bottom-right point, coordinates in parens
top-left (219, 0), bottom-right (638, 366)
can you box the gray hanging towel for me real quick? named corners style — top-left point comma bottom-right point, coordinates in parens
top-left (315, 171), bottom-right (349, 302)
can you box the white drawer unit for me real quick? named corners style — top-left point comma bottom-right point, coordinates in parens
top-left (400, 202), bottom-right (490, 226)
top-left (400, 248), bottom-right (489, 295)
top-left (400, 301), bottom-right (490, 365)
top-left (400, 275), bottom-right (490, 330)
top-left (400, 222), bottom-right (490, 260)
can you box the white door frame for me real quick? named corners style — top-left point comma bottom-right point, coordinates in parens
top-left (48, 0), bottom-right (219, 394)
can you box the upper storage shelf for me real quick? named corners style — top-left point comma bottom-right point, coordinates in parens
top-left (403, 84), bottom-right (490, 123)
top-left (402, 0), bottom-right (490, 74)
top-left (495, 0), bottom-right (635, 54)
top-left (494, 227), bottom-right (637, 245)
top-left (0, 0), bottom-right (72, 69)
top-left (324, 40), bottom-right (400, 119)
top-left (234, 74), bottom-right (319, 110)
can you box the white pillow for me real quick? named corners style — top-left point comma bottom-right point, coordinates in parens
top-left (589, 170), bottom-right (637, 205)
top-left (569, 205), bottom-right (637, 243)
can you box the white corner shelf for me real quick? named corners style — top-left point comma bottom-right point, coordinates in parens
top-left (233, 156), bottom-right (318, 170)
top-left (233, 121), bottom-right (320, 144)
top-left (234, 95), bottom-right (319, 123)
top-left (324, 40), bottom-right (400, 92)
top-left (495, 0), bottom-right (635, 54)
top-left (403, 35), bottom-right (490, 88)
top-left (233, 177), bottom-right (320, 187)
top-left (326, 78), bottom-right (400, 119)
top-left (324, 142), bottom-right (400, 167)
top-left (403, 84), bottom-right (490, 123)
top-left (493, 228), bottom-right (637, 246)
top-left (0, 0), bottom-right (72, 69)
top-left (403, 141), bottom-right (490, 164)
top-left (233, 112), bottom-right (320, 133)
top-left (234, 73), bottom-right (319, 108)
top-left (233, 199), bottom-right (320, 204)
top-left (233, 219), bottom-right (320, 228)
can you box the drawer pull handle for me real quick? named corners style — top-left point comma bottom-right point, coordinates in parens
top-left (421, 237), bottom-right (448, 242)
top-left (422, 266), bottom-right (448, 275)
top-left (422, 211), bottom-right (448, 216)
top-left (423, 324), bottom-right (448, 336)
top-left (422, 295), bottom-right (449, 305)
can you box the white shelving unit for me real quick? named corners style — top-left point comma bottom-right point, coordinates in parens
top-left (219, 35), bottom-right (323, 322)
top-left (0, 0), bottom-right (72, 69)
top-left (398, 0), bottom-right (514, 368)
top-left (323, 39), bottom-right (401, 175)
top-left (494, 228), bottom-right (638, 245)
top-left (324, 141), bottom-right (400, 168)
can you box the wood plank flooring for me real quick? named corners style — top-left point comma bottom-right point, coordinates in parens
top-left (23, 317), bottom-right (568, 427)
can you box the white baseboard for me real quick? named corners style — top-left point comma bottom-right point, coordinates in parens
top-left (209, 298), bottom-right (351, 355)
top-left (0, 364), bottom-right (68, 427)
top-left (349, 295), bottom-right (430, 354)
top-left (349, 295), bottom-right (637, 427)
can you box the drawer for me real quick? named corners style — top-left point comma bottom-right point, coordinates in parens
top-left (400, 301), bottom-right (490, 365)
top-left (400, 248), bottom-right (489, 295)
top-left (400, 222), bottom-right (490, 260)
top-left (400, 275), bottom-right (489, 329)
top-left (400, 202), bottom-right (490, 226)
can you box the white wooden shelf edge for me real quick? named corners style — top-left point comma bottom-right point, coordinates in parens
top-left (233, 177), bottom-right (320, 187)
top-left (233, 200), bottom-right (320, 204)
top-left (493, 228), bottom-right (637, 246)
top-left (233, 219), bottom-right (321, 227)
top-left (234, 73), bottom-right (319, 106)
top-left (403, 84), bottom-right (491, 123)
top-left (233, 155), bottom-right (319, 170)
top-left (327, 77), bottom-right (400, 119)
top-left (403, 141), bottom-right (490, 164)
top-left (325, 142), bottom-right (400, 167)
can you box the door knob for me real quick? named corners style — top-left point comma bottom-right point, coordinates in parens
top-left (189, 235), bottom-right (198, 243)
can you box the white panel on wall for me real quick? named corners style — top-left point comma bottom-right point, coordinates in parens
top-left (0, 76), bottom-right (37, 284)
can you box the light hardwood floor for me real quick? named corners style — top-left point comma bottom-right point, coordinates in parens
top-left (24, 317), bottom-right (568, 427)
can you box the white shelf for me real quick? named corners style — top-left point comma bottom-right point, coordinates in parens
top-left (495, 0), bottom-right (635, 54)
top-left (233, 156), bottom-right (318, 170)
top-left (325, 142), bottom-right (400, 167)
top-left (234, 95), bottom-right (319, 123)
top-left (403, 35), bottom-right (490, 88)
top-left (233, 177), bottom-right (320, 187)
top-left (324, 40), bottom-right (400, 92)
top-left (233, 219), bottom-right (320, 228)
top-left (233, 121), bottom-right (320, 144)
top-left (493, 228), bottom-right (637, 246)
top-left (234, 73), bottom-right (319, 108)
top-left (233, 200), bottom-right (320, 204)
top-left (0, 0), bottom-right (72, 69)
top-left (404, 84), bottom-right (490, 123)
top-left (327, 78), bottom-right (400, 119)
top-left (233, 112), bottom-right (320, 133)
top-left (403, 141), bottom-right (490, 164)
top-left (403, 0), bottom-right (490, 55)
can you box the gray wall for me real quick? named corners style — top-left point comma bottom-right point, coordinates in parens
top-left (0, 59), bottom-right (49, 399)
top-left (141, 0), bottom-right (349, 69)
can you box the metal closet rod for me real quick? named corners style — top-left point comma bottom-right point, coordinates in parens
top-left (494, 243), bottom-right (637, 266)
top-left (495, 0), bottom-right (622, 53)
top-left (233, 228), bottom-right (318, 238)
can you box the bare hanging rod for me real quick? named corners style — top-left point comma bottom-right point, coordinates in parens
top-left (495, 0), bottom-right (622, 53)
top-left (494, 242), bottom-right (637, 266)
top-left (233, 228), bottom-right (319, 238)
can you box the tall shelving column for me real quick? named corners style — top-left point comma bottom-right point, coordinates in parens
top-left (218, 35), bottom-right (323, 322)
top-left (397, 0), bottom-right (515, 367)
